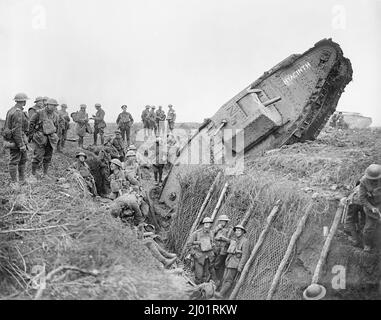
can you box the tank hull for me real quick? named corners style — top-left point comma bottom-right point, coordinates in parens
top-left (160, 39), bottom-right (353, 206)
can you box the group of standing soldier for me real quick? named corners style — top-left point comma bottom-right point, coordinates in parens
top-left (141, 105), bottom-right (176, 137)
top-left (187, 214), bottom-right (250, 299)
top-left (3, 93), bottom-right (68, 187)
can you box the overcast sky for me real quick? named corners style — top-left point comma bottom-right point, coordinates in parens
top-left (0, 0), bottom-right (380, 125)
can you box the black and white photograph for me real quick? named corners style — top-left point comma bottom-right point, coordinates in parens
top-left (0, 0), bottom-right (381, 307)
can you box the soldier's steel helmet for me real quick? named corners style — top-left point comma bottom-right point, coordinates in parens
top-left (126, 150), bottom-right (136, 157)
top-left (168, 104), bottom-right (173, 108)
top-left (233, 224), bottom-right (247, 233)
top-left (61, 104), bottom-right (67, 108)
top-left (121, 105), bottom-right (127, 109)
top-left (47, 98), bottom-right (59, 106)
top-left (365, 164), bottom-right (381, 180)
top-left (145, 105), bottom-right (150, 109)
top-left (218, 215), bottom-right (230, 222)
top-left (202, 217), bottom-right (213, 224)
top-left (115, 129), bottom-right (121, 134)
top-left (14, 93), bottom-right (29, 102)
top-left (76, 152), bottom-right (87, 159)
top-left (110, 159), bottom-right (123, 167)
top-left (95, 103), bottom-right (101, 108)
top-left (34, 96), bottom-right (44, 103)
top-left (80, 104), bottom-right (87, 109)
top-left (128, 145), bottom-right (137, 151)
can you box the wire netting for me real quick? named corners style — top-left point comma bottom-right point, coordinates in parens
top-left (170, 165), bottom-right (336, 299)
top-left (167, 166), bottom-right (223, 253)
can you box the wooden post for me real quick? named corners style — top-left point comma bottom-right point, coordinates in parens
top-left (311, 200), bottom-right (344, 285)
top-left (210, 182), bottom-right (229, 221)
top-left (266, 207), bottom-right (311, 300)
top-left (180, 171), bottom-right (222, 259)
top-left (229, 200), bottom-right (282, 300)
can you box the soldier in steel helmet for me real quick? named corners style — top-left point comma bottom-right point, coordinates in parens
top-left (212, 214), bottom-right (233, 286)
top-left (28, 97), bottom-right (44, 119)
top-left (29, 98), bottom-right (60, 180)
top-left (167, 104), bottom-right (176, 132)
top-left (73, 104), bottom-right (91, 149)
top-left (125, 149), bottom-right (141, 181)
top-left (141, 105), bottom-right (151, 137)
top-left (91, 103), bottom-right (106, 146)
top-left (112, 129), bottom-right (125, 162)
top-left (116, 105), bottom-right (134, 146)
top-left (3, 93), bottom-right (29, 188)
top-left (108, 158), bottom-right (139, 200)
top-left (57, 104), bottom-right (71, 151)
top-left (69, 151), bottom-right (98, 196)
top-left (215, 224), bottom-right (250, 299)
top-left (359, 164), bottom-right (381, 252)
top-left (187, 217), bottom-right (216, 285)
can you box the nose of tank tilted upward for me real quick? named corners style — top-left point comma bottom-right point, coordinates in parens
top-left (160, 38), bottom-right (353, 206)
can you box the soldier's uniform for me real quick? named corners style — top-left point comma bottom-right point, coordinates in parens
top-left (57, 105), bottom-right (70, 150)
top-left (212, 217), bottom-right (233, 281)
top-left (73, 105), bottom-right (91, 148)
top-left (3, 94), bottom-right (29, 183)
top-left (188, 219), bottom-right (216, 285)
top-left (359, 165), bottom-right (381, 251)
top-left (149, 107), bottom-right (157, 135)
top-left (125, 151), bottom-right (141, 180)
top-left (93, 104), bottom-right (106, 145)
top-left (152, 138), bottom-right (166, 185)
top-left (108, 164), bottom-right (139, 200)
top-left (167, 106), bottom-right (176, 131)
top-left (109, 192), bottom-right (144, 225)
top-left (116, 106), bottom-right (134, 145)
top-left (330, 113), bottom-right (338, 128)
top-left (112, 132), bottom-right (125, 162)
top-left (29, 100), bottom-right (60, 178)
top-left (217, 225), bottom-right (250, 298)
top-left (155, 107), bottom-right (166, 136)
top-left (141, 106), bottom-right (151, 137)
top-left (70, 153), bottom-right (98, 196)
top-left (97, 140), bottom-right (118, 195)
top-left (344, 184), bottom-right (366, 245)
top-left (28, 97), bottom-right (44, 120)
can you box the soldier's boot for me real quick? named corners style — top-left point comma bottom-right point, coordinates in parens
top-left (30, 163), bottom-right (39, 182)
top-left (156, 245), bottom-right (177, 259)
top-left (9, 165), bottom-right (18, 182)
top-left (100, 134), bottom-right (104, 146)
top-left (149, 244), bottom-right (176, 268)
top-left (348, 231), bottom-right (361, 246)
top-left (42, 163), bottom-right (53, 180)
top-left (217, 281), bottom-right (232, 298)
top-left (164, 257), bottom-right (177, 268)
top-left (18, 165), bottom-right (26, 184)
top-left (93, 132), bottom-right (98, 146)
top-left (9, 166), bottom-right (19, 190)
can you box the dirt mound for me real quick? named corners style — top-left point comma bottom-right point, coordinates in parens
top-left (0, 149), bottom-right (190, 300)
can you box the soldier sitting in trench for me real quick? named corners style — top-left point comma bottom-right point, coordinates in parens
top-left (136, 223), bottom-right (177, 268)
top-left (108, 158), bottom-right (139, 200)
top-left (124, 149), bottom-right (142, 181)
top-left (68, 152), bottom-right (98, 197)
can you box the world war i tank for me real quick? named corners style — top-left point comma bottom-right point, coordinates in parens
top-left (160, 38), bottom-right (353, 206)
